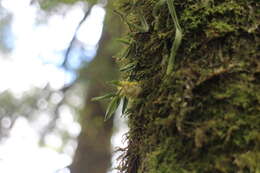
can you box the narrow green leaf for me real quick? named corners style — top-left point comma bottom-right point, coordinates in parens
top-left (121, 46), bottom-right (132, 59)
top-left (126, 9), bottom-right (149, 33)
top-left (167, 0), bottom-right (182, 31)
top-left (122, 96), bottom-right (129, 114)
top-left (120, 62), bottom-right (136, 72)
top-left (128, 23), bottom-right (146, 32)
top-left (113, 10), bottom-right (133, 30)
top-left (166, 29), bottom-right (182, 75)
top-left (91, 93), bottom-right (116, 101)
top-left (105, 96), bottom-right (120, 121)
top-left (166, 0), bottom-right (183, 75)
top-left (113, 10), bottom-right (125, 21)
top-left (117, 38), bottom-right (132, 45)
top-left (107, 80), bottom-right (121, 86)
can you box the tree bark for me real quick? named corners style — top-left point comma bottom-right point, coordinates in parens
top-left (116, 0), bottom-right (260, 172)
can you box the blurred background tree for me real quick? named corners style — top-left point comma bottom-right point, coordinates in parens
top-left (69, 5), bottom-right (124, 173)
top-left (0, 0), bottom-right (126, 173)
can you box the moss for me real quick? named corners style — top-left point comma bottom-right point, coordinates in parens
top-left (118, 81), bottom-right (142, 98)
top-left (114, 0), bottom-right (260, 172)
top-left (206, 21), bottom-right (236, 38)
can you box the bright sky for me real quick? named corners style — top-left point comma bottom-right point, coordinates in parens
top-left (109, 108), bottom-right (129, 173)
top-left (0, 0), bottom-right (105, 94)
top-left (0, 0), bottom-right (109, 173)
top-left (0, 117), bottom-right (72, 173)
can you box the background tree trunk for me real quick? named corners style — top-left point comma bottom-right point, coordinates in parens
top-left (69, 10), bottom-right (124, 173)
top-left (116, 0), bottom-right (260, 172)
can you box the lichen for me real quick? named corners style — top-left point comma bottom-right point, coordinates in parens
top-left (114, 0), bottom-right (260, 172)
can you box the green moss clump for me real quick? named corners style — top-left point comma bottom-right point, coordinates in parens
top-left (114, 0), bottom-right (260, 172)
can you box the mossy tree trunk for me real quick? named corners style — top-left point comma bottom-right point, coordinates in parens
top-left (115, 0), bottom-right (260, 172)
